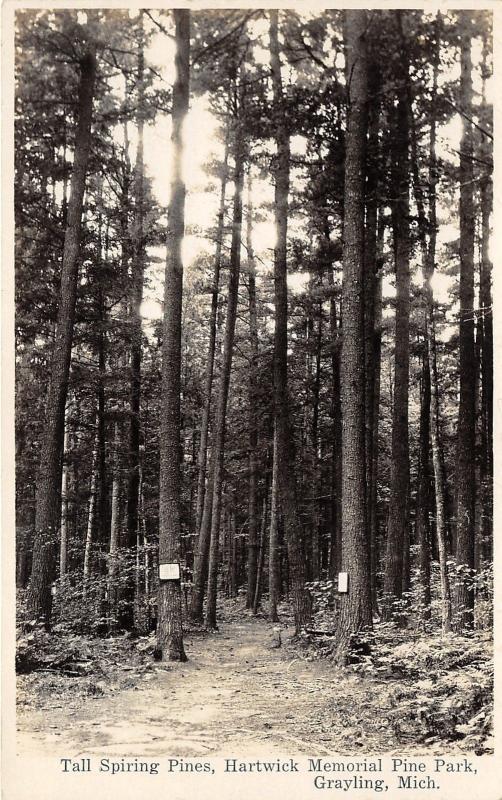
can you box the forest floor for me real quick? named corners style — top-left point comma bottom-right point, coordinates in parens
top-left (16, 600), bottom-right (493, 757)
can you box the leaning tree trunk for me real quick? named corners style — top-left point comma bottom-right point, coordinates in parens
top-left (269, 9), bottom-right (311, 633)
top-left (157, 9), bottom-right (190, 662)
top-left (205, 117), bottom-right (245, 631)
top-left (383, 16), bottom-right (411, 616)
top-left (333, 9), bottom-right (372, 664)
top-left (454, 16), bottom-right (476, 631)
top-left (27, 47), bottom-right (97, 623)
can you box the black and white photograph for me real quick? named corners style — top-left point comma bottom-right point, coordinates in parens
top-left (2, 2), bottom-right (500, 798)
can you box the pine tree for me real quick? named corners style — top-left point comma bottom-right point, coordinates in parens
top-left (157, 8), bottom-right (190, 661)
top-left (454, 12), bottom-right (476, 631)
top-left (269, 9), bottom-right (311, 633)
top-left (27, 35), bottom-right (97, 623)
top-left (333, 9), bottom-right (372, 663)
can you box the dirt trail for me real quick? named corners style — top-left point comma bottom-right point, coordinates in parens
top-left (17, 616), bottom-right (355, 757)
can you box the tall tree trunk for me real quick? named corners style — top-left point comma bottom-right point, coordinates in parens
top-left (194, 125), bottom-right (230, 538)
top-left (329, 291), bottom-right (342, 580)
top-left (310, 309), bottom-right (322, 581)
top-left (190, 455), bottom-right (214, 620)
top-left (415, 343), bottom-right (432, 624)
top-left (333, 9), bottom-right (372, 663)
top-left (123, 17), bottom-right (146, 630)
top-left (27, 47), bottom-right (97, 623)
top-left (479, 32), bottom-right (493, 565)
top-left (430, 320), bottom-right (452, 633)
top-left (108, 422), bottom-right (121, 630)
top-left (268, 426), bottom-right (280, 622)
top-left (383, 17), bottom-right (410, 614)
top-left (420, 16), bottom-right (451, 633)
top-left (157, 9), bottom-right (190, 661)
top-left (230, 511), bottom-right (238, 598)
top-left (408, 53), bottom-right (433, 626)
top-left (253, 492), bottom-right (268, 614)
top-left (364, 62), bottom-right (380, 571)
top-left (111, 140), bottom-right (130, 628)
top-left (269, 9), bottom-right (311, 633)
top-left (205, 116), bottom-right (245, 630)
top-left (190, 127), bottom-right (231, 622)
top-left (364, 81), bottom-right (381, 610)
top-left (59, 407), bottom-right (71, 579)
top-left (126, 13), bottom-right (146, 550)
top-left (454, 15), bottom-right (476, 631)
top-left (370, 266), bottom-right (382, 611)
top-left (96, 266), bottom-right (107, 572)
top-left (134, 467), bottom-right (148, 633)
top-left (246, 169), bottom-right (260, 607)
top-left (83, 430), bottom-right (99, 584)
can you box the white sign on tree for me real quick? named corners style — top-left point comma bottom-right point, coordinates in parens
top-left (159, 563), bottom-right (181, 581)
top-left (338, 572), bottom-right (349, 593)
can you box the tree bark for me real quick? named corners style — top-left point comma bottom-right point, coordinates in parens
top-left (333, 9), bottom-right (372, 663)
top-left (269, 9), bottom-right (311, 634)
top-left (157, 8), bottom-right (190, 661)
top-left (27, 46), bottom-right (97, 623)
